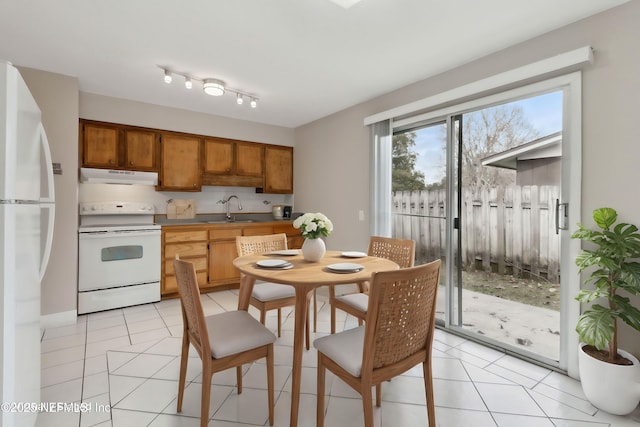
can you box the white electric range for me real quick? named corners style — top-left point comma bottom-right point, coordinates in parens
top-left (78, 202), bottom-right (161, 314)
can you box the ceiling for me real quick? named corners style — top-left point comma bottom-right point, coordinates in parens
top-left (0, 0), bottom-right (629, 128)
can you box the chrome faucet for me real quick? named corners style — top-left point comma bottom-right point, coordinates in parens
top-left (225, 195), bottom-right (243, 221)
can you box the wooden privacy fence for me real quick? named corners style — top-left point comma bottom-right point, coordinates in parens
top-left (392, 185), bottom-right (560, 283)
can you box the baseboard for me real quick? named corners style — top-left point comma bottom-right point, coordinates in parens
top-left (41, 310), bottom-right (78, 328)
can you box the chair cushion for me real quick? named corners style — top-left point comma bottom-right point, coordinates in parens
top-left (206, 311), bottom-right (276, 359)
top-left (252, 281), bottom-right (296, 301)
top-left (336, 293), bottom-right (369, 313)
top-left (314, 326), bottom-right (364, 377)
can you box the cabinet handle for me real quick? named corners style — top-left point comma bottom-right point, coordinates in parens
top-left (130, 161), bottom-right (134, 165)
top-left (108, 159), bottom-right (114, 164)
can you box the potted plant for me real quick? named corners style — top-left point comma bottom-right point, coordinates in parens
top-left (572, 207), bottom-right (640, 415)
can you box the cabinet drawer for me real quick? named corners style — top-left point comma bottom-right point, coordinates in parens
top-left (209, 227), bottom-right (243, 240)
top-left (164, 271), bottom-right (208, 293)
top-left (165, 242), bottom-right (207, 258)
top-left (273, 223), bottom-right (297, 236)
top-left (165, 256), bottom-right (207, 276)
top-left (164, 230), bottom-right (208, 243)
top-left (243, 226), bottom-right (274, 236)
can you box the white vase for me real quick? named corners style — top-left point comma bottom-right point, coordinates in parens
top-left (301, 238), bottom-right (326, 262)
top-left (578, 343), bottom-right (640, 415)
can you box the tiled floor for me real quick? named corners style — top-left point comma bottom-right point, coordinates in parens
top-left (37, 290), bottom-right (640, 427)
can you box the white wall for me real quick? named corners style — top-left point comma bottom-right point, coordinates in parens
top-left (293, 1), bottom-right (640, 356)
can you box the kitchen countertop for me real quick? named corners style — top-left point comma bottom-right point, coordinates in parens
top-left (155, 213), bottom-right (299, 226)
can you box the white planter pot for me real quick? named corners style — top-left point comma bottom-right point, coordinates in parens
top-left (301, 238), bottom-right (325, 262)
top-left (578, 343), bottom-right (640, 415)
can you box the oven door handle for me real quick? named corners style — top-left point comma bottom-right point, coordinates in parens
top-left (79, 230), bottom-right (160, 238)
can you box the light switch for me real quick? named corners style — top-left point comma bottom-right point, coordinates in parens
top-left (358, 210), bottom-right (365, 221)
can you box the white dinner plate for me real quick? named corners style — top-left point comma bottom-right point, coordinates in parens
top-left (267, 249), bottom-right (300, 256)
top-left (327, 263), bottom-right (364, 273)
top-left (341, 251), bottom-right (367, 258)
top-left (256, 259), bottom-right (289, 268)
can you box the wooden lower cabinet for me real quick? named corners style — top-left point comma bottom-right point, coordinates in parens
top-left (162, 228), bottom-right (208, 294)
top-left (208, 227), bottom-right (243, 286)
top-left (161, 221), bottom-right (301, 297)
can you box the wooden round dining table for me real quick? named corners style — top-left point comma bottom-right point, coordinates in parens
top-left (233, 250), bottom-right (399, 427)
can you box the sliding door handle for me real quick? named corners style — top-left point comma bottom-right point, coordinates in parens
top-left (555, 199), bottom-right (568, 234)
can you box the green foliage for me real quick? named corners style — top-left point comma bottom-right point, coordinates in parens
top-left (392, 132), bottom-right (426, 192)
top-left (572, 207), bottom-right (640, 362)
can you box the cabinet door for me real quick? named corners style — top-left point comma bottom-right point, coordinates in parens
top-left (236, 142), bottom-right (263, 177)
top-left (82, 122), bottom-right (119, 168)
top-left (264, 146), bottom-right (293, 194)
top-left (159, 134), bottom-right (201, 191)
top-left (204, 138), bottom-right (234, 175)
top-left (124, 129), bottom-right (157, 171)
top-left (208, 240), bottom-right (241, 285)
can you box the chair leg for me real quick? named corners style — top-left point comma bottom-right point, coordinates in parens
top-left (200, 366), bottom-right (212, 427)
top-left (357, 318), bottom-right (364, 326)
top-left (260, 308), bottom-right (267, 326)
top-left (236, 365), bottom-right (243, 394)
top-left (277, 308), bottom-right (282, 337)
top-left (304, 294), bottom-right (311, 350)
top-left (317, 354), bottom-right (326, 427)
top-left (329, 285), bottom-right (336, 334)
top-left (423, 360), bottom-right (436, 426)
top-left (313, 288), bottom-right (317, 332)
top-left (177, 334), bottom-right (189, 412)
top-left (376, 383), bottom-right (382, 407)
top-left (267, 344), bottom-right (275, 426)
top-left (362, 383), bottom-right (375, 427)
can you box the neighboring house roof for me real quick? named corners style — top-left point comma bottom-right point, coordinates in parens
top-left (480, 131), bottom-right (562, 170)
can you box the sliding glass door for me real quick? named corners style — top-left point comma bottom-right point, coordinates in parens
top-left (390, 74), bottom-right (582, 369)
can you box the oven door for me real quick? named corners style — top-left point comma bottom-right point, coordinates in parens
top-left (78, 229), bottom-right (160, 292)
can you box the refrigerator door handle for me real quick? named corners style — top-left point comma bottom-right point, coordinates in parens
top-left (40, 204), bottom-right (55, 281)
top-left (39, 123), bottom-right (55, 203)
top-left (38, 123), bottom-right (55, 281)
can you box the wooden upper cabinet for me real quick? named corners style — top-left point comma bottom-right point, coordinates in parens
top-left (264, 145), bottom-right (293, 194)
top-left (204, 138), bottom-right (234, 174)
top-left (81, 122), bottom-right (119, 168)
top-left (80, 120), bottom-right (158, 171)
top-left (158, 133), bottom-right (202, 191)
top-left (236, 142), bottom-right (263, 177)
top-left (124, 129), bottom-right (157, 171)
top-left (203, 137), bottom-right (264, 187)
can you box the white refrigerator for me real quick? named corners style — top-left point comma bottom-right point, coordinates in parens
top-left (0, 61), bottom-right (55, 427)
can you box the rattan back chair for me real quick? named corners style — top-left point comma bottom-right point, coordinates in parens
top-left (329, 236), bottom-right (415, 333)
top-left (236, 234), bottom-right (310, 349)
top-left (174, 255), bottom-right (276, 427)
top-left (315, 259), bottom-right (441, 427)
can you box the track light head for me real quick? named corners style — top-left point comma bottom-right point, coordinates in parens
top-left (163, 69), bottom-right (172, 84)
top-left (250, 98), bottom-right (257, 108)
top-left (236, 93), bottom-right (244, 105)
top-left (184, 77), bottom-right (192, 89)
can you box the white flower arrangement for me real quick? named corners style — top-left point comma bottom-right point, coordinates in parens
top-left (293, 212), bottom-right (333, 239)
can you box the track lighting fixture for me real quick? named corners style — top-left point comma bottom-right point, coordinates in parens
top-left (159, 66), bottom-right (258, 108)
top-left (203, 79), bottom-right (225, 96)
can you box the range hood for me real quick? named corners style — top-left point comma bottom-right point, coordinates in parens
top-left (80, 168), bottom-right (158, 185)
